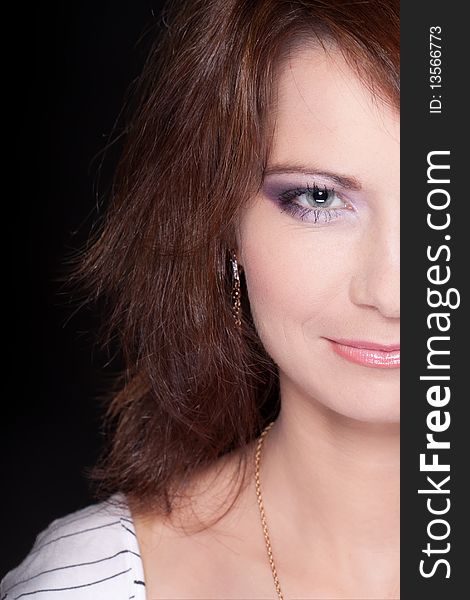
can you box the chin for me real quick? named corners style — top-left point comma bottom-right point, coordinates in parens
top-left (324, 391), bottom-right (400, 425)
top-left (280, 363), bottom-right (400, 426)
top-left (337, 404), bottom-right (400, 425)
top-left (307, 377), bottom-right (400, 426)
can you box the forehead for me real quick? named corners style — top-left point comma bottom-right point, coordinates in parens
top-left (269, 45), bottom-right (399, 185)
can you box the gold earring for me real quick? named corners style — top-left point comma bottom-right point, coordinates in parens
top-left (230, 249), bottom-right (242, 327)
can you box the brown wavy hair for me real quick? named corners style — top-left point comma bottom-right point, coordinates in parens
top-left (66, 0), bottom-right (399, 528)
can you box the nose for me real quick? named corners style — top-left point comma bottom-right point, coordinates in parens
top-left (349, 221), bottom-right (400, 320)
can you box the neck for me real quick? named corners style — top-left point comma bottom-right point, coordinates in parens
top-left (260, 376), bottom-right (400, 596)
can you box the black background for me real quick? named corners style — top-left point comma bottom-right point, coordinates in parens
top-left (3, 1), bottom-right (166, 575)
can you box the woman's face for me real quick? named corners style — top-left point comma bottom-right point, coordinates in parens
top-left (236, 45), bottom-right (400, 423)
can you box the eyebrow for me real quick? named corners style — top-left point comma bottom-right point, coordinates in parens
top-left (263, 163), bottom-right (363, 191)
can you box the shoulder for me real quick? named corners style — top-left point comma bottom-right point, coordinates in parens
top-left (1, 493), bottom-right (146, 600)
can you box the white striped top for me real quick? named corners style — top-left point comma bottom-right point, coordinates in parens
top-left (1, 493), bottom-right (146, 600)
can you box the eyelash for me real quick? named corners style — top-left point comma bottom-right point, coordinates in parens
top-left (277, 182), bottom-right (350, 224)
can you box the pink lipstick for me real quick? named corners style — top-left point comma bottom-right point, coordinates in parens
top-left (326, 338), bottom-right (400, 368)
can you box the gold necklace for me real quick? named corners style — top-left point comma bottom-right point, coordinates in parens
top-left (254, 420), bottom-right (285, 600)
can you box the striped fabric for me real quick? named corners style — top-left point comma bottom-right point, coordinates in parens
top-left (1, 493), bottom-right (146, 599)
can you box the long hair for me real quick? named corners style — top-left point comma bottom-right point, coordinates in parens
top-left (65, 0), bottom-right (399, 528)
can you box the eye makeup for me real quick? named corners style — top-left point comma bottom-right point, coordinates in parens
top-left (262, 176), bottom-right (356, 225)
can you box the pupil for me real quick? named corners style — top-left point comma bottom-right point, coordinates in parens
top-left (312, 189), bottom-right (328, 203)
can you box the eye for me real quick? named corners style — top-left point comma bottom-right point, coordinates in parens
top-left (279, 183), bottom-right (344, 209)
top-left (276, 182), bottom-right (352, 224)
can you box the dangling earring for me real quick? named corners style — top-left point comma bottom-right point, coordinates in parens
top-left (229, 249), bottom-right (242, 327)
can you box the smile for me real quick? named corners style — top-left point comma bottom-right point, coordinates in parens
top-left (326, 338), bottom-right (400, 369)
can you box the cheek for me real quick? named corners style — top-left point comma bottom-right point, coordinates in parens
top-left (239, 208), bottom-right (356, 345)
top-left (238, 204), bottom-right (399, 423)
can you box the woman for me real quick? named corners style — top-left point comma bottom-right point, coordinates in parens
top-left (1, 0), bottom-right (399, 598)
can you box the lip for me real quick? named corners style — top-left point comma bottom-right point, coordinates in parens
top-left (326, 338), bottom-right (400, 368)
